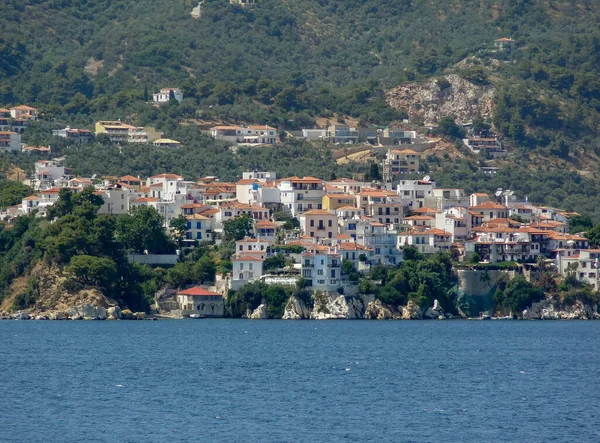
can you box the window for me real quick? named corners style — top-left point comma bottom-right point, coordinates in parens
top-left (240, 263), bottom-right (244, 270)
top-left (196, 222), bottom-right (202, 229)
top-left (196, 232), bottom-right (202, 239)
top-left (187, 222), bottom-right (192, 229)
top-left (310, 220), bottom-right (314, 227)
top-left (330, 270), bottom-right (336, 278)
top-left (249, 263), bottom-right (253, 271)
top-left (317, 269), bottom-right (323, 276)
top-left (328, 220), bottom-right (332, 227)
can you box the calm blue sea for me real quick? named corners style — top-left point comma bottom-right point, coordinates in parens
top-left (1, 320), bottom-right (599, 442)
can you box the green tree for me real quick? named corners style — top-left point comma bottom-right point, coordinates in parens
top-left (116, 206), bottom-right (175, 254)
top-left (223, 214), bottom-right (254, 241)
top-left (66, 255), bottom-right (118, 291)
top-left (170, 214), bottom-right (189, 250)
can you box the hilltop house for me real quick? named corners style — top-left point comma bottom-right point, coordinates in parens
top-left (152, 88), bottom-right (183, 104)
top-left (210, 125), bottom-right (277, 144)
top-left (95, 121), bottom-right (162, 144)
top-left (10, 105), bottom-right (38, 120)
top-left (52, 127), bottom-right (93, 144)
top-left (494, 38), bottom-right (515, 51)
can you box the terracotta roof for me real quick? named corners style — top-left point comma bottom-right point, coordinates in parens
top-left (255, 220), bottom-right (277, 228)
top-left (236, 179), bottom-right (257, 185)
top-left (302, 209), bottom-right (335, 216)
top-left (177, 287), bottom-right (222, 297)
top-left (325, 193), bottom-right (355, 198)
top-left (390, 149), bottom-right (418, 155)
top-left (471, 201), bottom-right (507, 210)
top-left (233, 255), bottom-right (265, 261)
top-left (337, 242), bottom-right (371, 251)
top-left (149, 173), bottom-right (183, 179)
top-left (10, 105), bottom-right (38, 111)
top-left (248, 125), bottom-right (276, 130)
top-left (405, 215), bottom-right (435, 221)
top-left (132, 197), bottom-right (158, 203)
top-left (410, 207), bottom-right (440, 214)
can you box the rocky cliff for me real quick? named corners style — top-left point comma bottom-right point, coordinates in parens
top-left (386, 74), bottom-right (494, 124)
top-left (280, 291), bottom-right (452, 320)
top-left (0, 262), bottom-right (144, 320)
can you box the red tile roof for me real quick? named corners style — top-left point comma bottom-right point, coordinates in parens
top-left (177, 287), bottom-right (222, 297)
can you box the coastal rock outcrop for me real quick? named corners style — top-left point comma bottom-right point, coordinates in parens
top-left (12, 311), bottom-right (30, 320)
top-left (365, 300), bottom-right (394, 319)
top-left (107, 306), bottom-right (122, 320)
top-left (282, 297), bottom-right (311, 320)
top-left (424, 299), bottom-right (445, 320)
top-left (523, 300), bottom-right (597, 320)
top-left (121, 309), bottom-right (134, 320)
top-left (401, 300), bottom-right (424, 320)
top-left (250, 304), bottom-right (269, 319)
top-left (311, 292), bottom-right (367, 319)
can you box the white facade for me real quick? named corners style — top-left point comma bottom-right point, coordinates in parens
top-left (98, 184), bottom-right (134, 216)
top-left (0, 131), bottom-right (21, 152)
top-left (153, 88), bottom-right (183, 104)
top-left (231, 256), bottom-right (264, 290)
top-left (278, 177), bottom-right (325, 216)
top-left (301, 252), bottom-right (342, 292)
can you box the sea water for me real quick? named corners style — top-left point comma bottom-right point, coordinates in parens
top-left (1, 320), bottom-right (599, 442)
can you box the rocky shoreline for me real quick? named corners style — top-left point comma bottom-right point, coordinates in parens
top-left (3, 293), bottom-right (598, 321)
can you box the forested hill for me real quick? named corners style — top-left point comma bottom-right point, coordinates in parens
top-left (1, 0), bottom-right (600, 106)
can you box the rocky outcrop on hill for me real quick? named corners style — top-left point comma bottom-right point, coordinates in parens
top-left (310, 291), bottom-right (371, 319)
top-left (282, 297), bottom-right (312, 320)
top-left (522, 300), bottom-right (600, 320)
top-left (386, 74), bottom-right (494, 124)
top-left (365, 299), bottom-right (395, 319)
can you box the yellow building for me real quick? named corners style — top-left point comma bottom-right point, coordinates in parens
top-left (387, 149), bottom-right (420, 174)
top-left (322, 193), bottom-right (357, 211)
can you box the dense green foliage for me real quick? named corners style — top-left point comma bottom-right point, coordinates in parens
top-left (0, 188), bottom-right (156, 311)
top-left (3, 0), bottom-right (600, 139)
top-left (226, 281), bottom-right (293, 318)
top-left (370, 248), bottom-right (457, 312)
top-left (0, 180), bottom-right (31, 209)
top-left (493, 276), bottom-right (545, 315)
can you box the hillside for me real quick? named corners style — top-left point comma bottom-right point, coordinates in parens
top-left (1, 0), bottom-right (600, 216)
top-left (1, 1), bottom-right (600, 134)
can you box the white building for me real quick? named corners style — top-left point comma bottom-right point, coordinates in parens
top-left (153, 88), bottom-right (183, 104)
top-left (0, 131), bottom-right (21, 152)
top-left (231, 255), bottom-right (265, 290)
top-left (210, 125), bottom-right (277, 144)
top-left (52, 128), bottom-right (93, 144)
top-left (242, 171), bottom-right (276, 182)
top-left (98, 183), bottom-right (135, 216)
top-left (301, 251), bottom-right (342, 292)
top-left (278, 176), bottom-right (325, 216)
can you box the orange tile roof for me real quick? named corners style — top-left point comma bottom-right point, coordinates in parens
top-left (177, 286), bottom-right (221, 297)
top-left (120, 175), bottom-right (141, 182)
top-left (302, 209), bottom-right (335, 216)
top-left (471, 201), bottom-right (507, 210)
